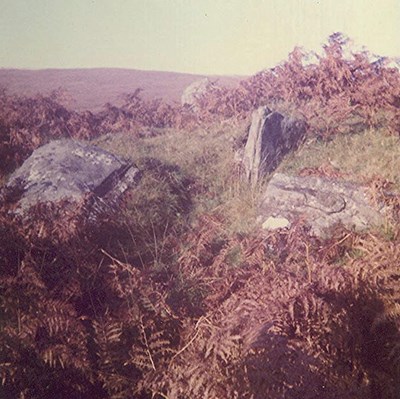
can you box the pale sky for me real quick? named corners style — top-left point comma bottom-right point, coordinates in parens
top-left (0, 0), bottom-right (399, 75)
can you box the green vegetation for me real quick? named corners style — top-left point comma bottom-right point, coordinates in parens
top-left (95, 120), bottom-right (262, 235)
top-left (279, 127), bottom-right (400, 189)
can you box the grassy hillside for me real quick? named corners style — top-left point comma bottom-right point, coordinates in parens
top-left (2, 118), bottom-right (399, 398)
top-left (1, 34), bottom-right (400, 398)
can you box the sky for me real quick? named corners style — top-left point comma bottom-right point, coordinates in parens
top-left (0, 0), bottom-right (399, 75)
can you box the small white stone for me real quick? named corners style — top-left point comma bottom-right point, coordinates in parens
top-left (262, 216), bottom-right (291, 230)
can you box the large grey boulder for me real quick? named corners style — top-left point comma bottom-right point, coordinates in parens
top-left (181, 78), bottom-right (216, 111)
top-left (1, 139), bottom-right (140, 218)
top-left (242, 107), bottom-right (306, 185)
top-left (260, 173), bottom-right (388, 238)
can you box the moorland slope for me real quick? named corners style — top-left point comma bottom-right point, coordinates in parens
top-left (0, 67), bottom-right (243, 111)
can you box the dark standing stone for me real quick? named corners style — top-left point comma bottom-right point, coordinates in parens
top-left (243, 106), bottom-right (306, 185)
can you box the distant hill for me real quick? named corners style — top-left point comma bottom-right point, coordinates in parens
top-left (0, 68), bottom-right (244, 112)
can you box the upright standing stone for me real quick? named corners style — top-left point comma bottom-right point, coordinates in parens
top-left (243, 106), bottom-right (306, 185)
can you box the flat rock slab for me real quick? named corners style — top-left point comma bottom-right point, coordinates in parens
top-left (2, 139), bottom-right (140, 216)
top-left (260, 173), bottom-right (387, 237)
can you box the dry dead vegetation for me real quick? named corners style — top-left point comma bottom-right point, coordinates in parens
top-left (1, 33), bottom-right (400, 398)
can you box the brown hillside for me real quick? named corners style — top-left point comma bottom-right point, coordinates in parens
top-left (0, 68), bottom-right (244, 112)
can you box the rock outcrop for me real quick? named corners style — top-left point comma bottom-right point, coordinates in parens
top-left (259, 173), bottom-right (387, 237)
top-left (242, 107), bottom-right (306, 185)
top-left (181, 78), bottom-right (216, 111)
top-left (1, 139), bottom-right (140, 218)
